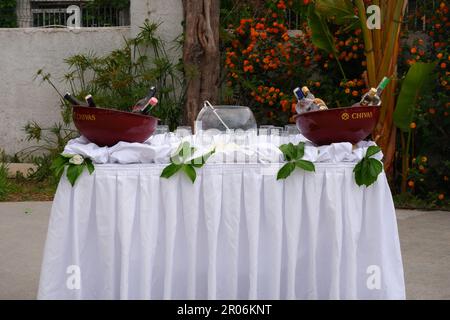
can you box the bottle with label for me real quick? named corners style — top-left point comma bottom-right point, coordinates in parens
top-left (359, 77), bottom-right (390, 106)
top-left (64, 92), bottom-right (86, 107)
top-left (301, 86), bottom-right (321, 111)
top-left (141, 97), bottom-right (159, 115)
top-left (314, 98), bottom-right (329, 110)
top-left (293, 87), bottom-right (318, 114)
top-left (85, 94), bottom-right (97, 108)
top-left (132, 86), bottom-right (157, 113)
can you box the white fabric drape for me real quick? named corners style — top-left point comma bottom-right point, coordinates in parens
top-left (38, 163), bottom-right (405, 300)
top-left (63, 135), bottom-right (382, 165)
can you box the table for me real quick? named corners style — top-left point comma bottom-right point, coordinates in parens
top-left (38, 160), bottom-right (405, 299)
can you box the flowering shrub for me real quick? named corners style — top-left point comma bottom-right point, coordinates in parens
top-left (224, 15), bottom-right (315, 124)
top-left (397, 1), bottom-right (449, 206)
top-left (222, 0), bottom-right (369, 125)
top-left (221, 0), bottom-right (449, 208)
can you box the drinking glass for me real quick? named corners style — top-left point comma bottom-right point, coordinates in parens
top-left (155, 125), bottom-right (169, 135)
top-left (175, 126), bottom-right (192, 138)
top-left (285, 124), bottom-right (299, 135)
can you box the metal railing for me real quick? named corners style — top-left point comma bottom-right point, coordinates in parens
top-left (31, 6), bottom-right (129, 28)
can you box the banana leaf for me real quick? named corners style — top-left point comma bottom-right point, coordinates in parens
top-left (393, 62), bottom-right (437, 132)
top-left (315, 0), bottom-right (359, 26)
top-left (307, 4), bottom-right (336, 54)
top-left (307, 4), bottom-right (346, 79)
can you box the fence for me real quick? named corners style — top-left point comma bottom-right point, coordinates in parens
top-left (31, 5), bottom-right (129, 28)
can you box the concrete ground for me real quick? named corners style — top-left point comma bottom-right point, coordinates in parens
top-left (0, 202), bottom-right (449, 300)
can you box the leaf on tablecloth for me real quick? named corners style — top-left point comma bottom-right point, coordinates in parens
top-left (85, 158), bottom-right (95, 174)
top-left (66, 164), bottom-right (84, 186)
top-left (277, 142), bottom-right (315, 180)
top-left (161, 163), bottom-right (182, 179)
top-left (296, 159), bottom-right (316, 172)
top-left (277, 162), bottom-right (296, 180)
top-left (161, 142), bottom-right (215, 183)
top-left (182, 164), bottom-right (197, 183)
top-left (353, 147), bottom-right (383, 187)
top-left (52, 153), bottom-right (95, 187)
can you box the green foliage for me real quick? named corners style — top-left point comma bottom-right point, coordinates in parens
top-left (51, 154), bottom-right (95, 187)
top-left (57, 20), bottom-right (184, 128)
top-left (0, 163), bottom-right (14, 201)
top-left (307, 4), bottom-right (336, 55)
top-left (161, 142), bottom-right (215, 183)
top-left (394, 62), bottom-right (437, 132)
top-left (0, 0), bottom-right (17, 28)
top-left (314, 0), bottom-right (357, 26)
top-left (24, 21), bottom-right (184, 185)
top-left (353, 146), bottom-right (383, 187)
top-left (277, 142), bottom-right (315, 180)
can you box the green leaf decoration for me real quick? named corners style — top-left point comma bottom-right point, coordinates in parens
top-left (182, 164), bottom-right (197, 183)
top-left (85, 158), bottom-right (95, 174)
top-left (190, 148), bottom-right (215, 168)
top-left (296, 160), bottom-right (316, 172)
top-left (161, 142), bottom-right (215, 183)
top-left (66, 164), bottom-right (84, 187)
top-left (160, 163), bottom-right (182, 179)
top-left (365, 145), bottom-right (381, 158)
top-left (51, 153), bottom-right (95, 187)
top-left (277, 162), bottom-right (296, 180)
top-left (393, 62), bottom-right (437, 132)
top-left (353, 147), bottom-right (384, 187)
top-left (51, 155), bottom-right (68, 178)
top-left (277, 142), bottom-right (316, 180)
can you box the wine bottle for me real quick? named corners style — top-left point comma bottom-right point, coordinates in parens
top-left (301, 86), bottom-right (321, 111)
top-left (293, 86), bottom-right (317, 114)
top-left (64, 92), bottom-right (86, 107)
top-left (85, 94), bottom-right (97, 108)
top-left (132, 86), bottom-right (157, 113)
top-left (142, 97), bottom-right (159, 115)
top-left (314, 98), bottom-right (328, 110)
top-left (376, 76), bottom-right (390, 96)
top-left (360, 88), bottom-right (379, 106)
top-left (359, 77), bottom-right (390, 106)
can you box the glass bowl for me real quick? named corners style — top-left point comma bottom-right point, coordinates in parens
top-left (195, 105), bottom-right (257, 133)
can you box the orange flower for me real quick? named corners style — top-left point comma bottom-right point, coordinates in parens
top-left (410, 122), bottom-right (417, 129)
top-left (421, 156), bottom-right (427, 163)
top-left (345, 88), bottom-right (350, 94)
top-left (352, 90), bottom-right (359, 97)
top-left (438, 194), bottom-right (445, 201)
top-left (410, 47), bottom-right (417, 54)
top-left (255, 23), bottom-right (264, 30)
top-left (408, 180), bottom-right (415, 188)
top-left (429, 108), bottom-right (436, 114)
top-left (440, 62), bottom-right (447, 69)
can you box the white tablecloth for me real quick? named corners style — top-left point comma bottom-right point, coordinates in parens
top-left (38, 163), bottom-right (405, 300)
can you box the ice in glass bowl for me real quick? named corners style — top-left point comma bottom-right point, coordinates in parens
top-left (195, 105), bottom-right (257, 133)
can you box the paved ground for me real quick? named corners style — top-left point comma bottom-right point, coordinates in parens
top-left (0, 202), bottom-right (449, 300)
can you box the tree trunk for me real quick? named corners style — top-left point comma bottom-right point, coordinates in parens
top-left (182, 0), bottom-right (220, 127)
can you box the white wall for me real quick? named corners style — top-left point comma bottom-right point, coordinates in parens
top-left (0, 0), bottom-right (184, 156)
top-left (0, 27), bottom-right (131, 155)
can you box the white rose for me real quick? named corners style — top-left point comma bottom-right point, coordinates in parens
top-left (69, 154), bottom-right (84, 165)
